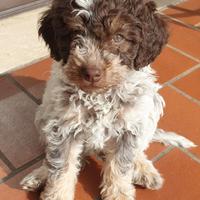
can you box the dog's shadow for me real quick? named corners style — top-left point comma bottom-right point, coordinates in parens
top-left (0, 76), bottom-right (44, 199)
top-left (0, 75), bottom-right (46, 103)
top-left (1, 74), bottom-right (103, 200)
top-left (76, 157), bottom-right (102, 199)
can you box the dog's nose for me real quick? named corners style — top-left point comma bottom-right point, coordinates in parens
top-left (81, 67), bottom-right (102, 82)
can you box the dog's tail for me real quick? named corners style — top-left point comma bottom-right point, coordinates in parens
top-left (153, 129), bottom-right (197, 148)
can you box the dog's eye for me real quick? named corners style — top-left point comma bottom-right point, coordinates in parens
top-left (112, 34), bottom-right (124, 43)
top-left (77, 45), bottom-right (88, 55)
top-left (71, 39), bottom-right (87, 55)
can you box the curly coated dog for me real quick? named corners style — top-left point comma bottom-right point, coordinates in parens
top-left (20, 0), bottom-right (196, 199)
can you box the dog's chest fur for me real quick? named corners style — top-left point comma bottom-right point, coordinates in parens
top-left (39, 63), bottom-right (164, 152)
top-left (69, 89), bottom-right (123, 150)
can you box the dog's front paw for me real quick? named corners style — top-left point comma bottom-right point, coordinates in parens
top-left (101, 185), bottom-right (135, 200)
top-left (20, 174), bottom-right (44, 191)
top-left (102, 193), bottom-right (134, 200)
top-left (40, 192), bottom-right (55, 200)
top-left (133, 165), bottom-right (163, 190)
top-left (101, 194), bottom-right (134, 200)
top-left (40, 191), bottom-right (72, 200)
top-left (20, 166), bottom-right (48, 191)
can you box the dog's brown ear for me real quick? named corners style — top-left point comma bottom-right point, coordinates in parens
top-left (39, 10), bottom-right (61, 61)
top-left (134, 1), bottom-right (168, 70)
top-left (39, 7), bottom-right (71, 63)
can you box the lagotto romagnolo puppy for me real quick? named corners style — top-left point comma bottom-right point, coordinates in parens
top-left (20, 0), bottom-right (196, 200)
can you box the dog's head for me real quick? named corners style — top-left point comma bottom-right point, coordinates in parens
top-left (39, 0), bottom-right (168, 92)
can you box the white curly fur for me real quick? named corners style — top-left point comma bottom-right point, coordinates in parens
top-left (37, 62), bottom-right (163, 151)
top-left (20, 1), bottom-right (196, 199)
top-left (73, 0), bottom-right (93, 18)
top-left (21, 60), bottom-right (195, 200)
top-left (75, 0), bottom-right (93, 9)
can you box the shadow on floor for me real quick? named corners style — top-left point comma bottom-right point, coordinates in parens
top-left (1, 75), bottom-right (102, 199)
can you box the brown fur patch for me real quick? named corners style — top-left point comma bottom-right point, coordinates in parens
top-left (39, 0), bottom-right (168, 92)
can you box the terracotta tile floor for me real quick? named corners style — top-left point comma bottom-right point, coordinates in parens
top-left (0, 0), bottom-right (200, 199)
top-left (163, 0), bottom-right (200, 25)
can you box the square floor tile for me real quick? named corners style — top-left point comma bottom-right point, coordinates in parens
top-left (11, 59), bottom-right (52, 100)
top-left (0, 77), bottom-right (44, 168)
top-left (168, 21), bottom-right (200, 59)
top-left (173, 68), bottom-right (200, 101)
top-left (137, 149), bottom-right (200, 200)
top-left (159, 87), bottom-right (200, 154)
top-left (163, 0), bottom-right (200, 25)
top-left (0, 184), bottom-right (38, 200)
top-left (152, 47), bottom-right (197, 83)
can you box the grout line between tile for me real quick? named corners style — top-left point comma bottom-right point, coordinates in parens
top-left (168, 84), bottom-right (200, 106)
top-left (5, 74), bottom-right (41, 105)
top-left (159, 12), bottom-right (200, 32)
top-left (152, 145), bottom-right (174, 162)
top-left (162, 63), bottom-right (200, 86)
top-left (0, 150), bottom-right (16, 171)
top-left (178, 147), bottom-right (200, 164)
top-left (167, 44), bottom-right (200, 63)
top-left (0, 153), bottom-right (45, 184)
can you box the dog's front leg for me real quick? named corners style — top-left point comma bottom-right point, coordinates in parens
top-left (40, 138), bottom-right (84, 200)
top-left (101, 134), bottom-right (136, 200)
